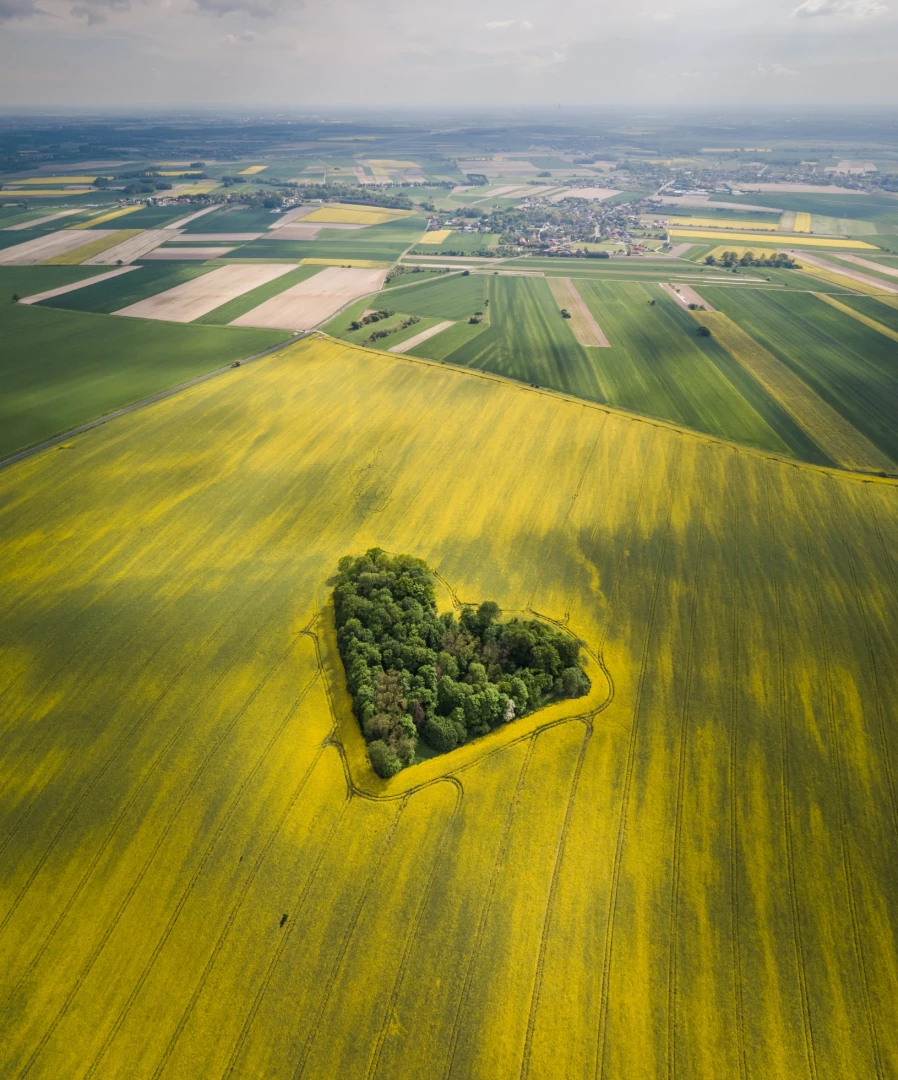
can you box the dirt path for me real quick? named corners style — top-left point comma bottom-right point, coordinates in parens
top-left (547, 277), bottom-right (611, 346)
top-left (660, 282), bottom-right (716, 311)
top-left (388, 321), bottom-right (454, 354)
top-left (167, 205), bottom-right (219, 229)
top-left (667, 243), bottom-right (694, 258)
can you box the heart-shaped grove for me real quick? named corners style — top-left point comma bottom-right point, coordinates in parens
top-left (334, 549), bottom-right (593, 778)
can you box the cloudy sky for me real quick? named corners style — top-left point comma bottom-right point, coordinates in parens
top-left (0, 0), bottom-right (895, 108)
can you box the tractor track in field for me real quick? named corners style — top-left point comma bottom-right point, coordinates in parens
top-left (595, 438), bottom-right (683, 1080)
top-left (763, 460), bottom-right (819, 1080)
top-left (800, 473), bottom-right (884, 1080)
top-left (666, 447), bottom-right (709, 1080)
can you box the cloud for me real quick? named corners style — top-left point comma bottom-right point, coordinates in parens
top-left (222, 28), bottom-right (256, 42)
top-left (485, 19), bottom-right (515, 28)
top-left (193, 0), bottom-right (282, 15)
top-left (0, 0), bottom-right (43, 20)
top-left (680, 71), bottom-right (702, 77)
top-left (520, 19), bottom-right (532, 28)
top-left (653, 11), bottom-right (673, 20)
top-left (756, 61), bottom-right (798, 75)
top-left (792, 0), bottom-right (887, 16)
top-left (70, 0), bottom-right (130, 24)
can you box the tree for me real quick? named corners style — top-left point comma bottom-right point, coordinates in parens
top-left (368, 740), bottom-right (402, 778)
top-left (697, 325), bottom-right (712, 337)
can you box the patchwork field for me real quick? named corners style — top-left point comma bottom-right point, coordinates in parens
top-left (0, 229), bottom-right (119, 266)
top-left (704, 287), bottom-right (898, 466)
top-left (116, 263), bottom-right (299, 324)
top-left (1, 336), bottom-right (897, 1079)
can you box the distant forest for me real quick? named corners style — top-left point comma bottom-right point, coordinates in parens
top-left (334, 549), bottom-right (590, 777)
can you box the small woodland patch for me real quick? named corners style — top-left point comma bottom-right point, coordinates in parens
top-left (334, 549), bottom-right (591, 777)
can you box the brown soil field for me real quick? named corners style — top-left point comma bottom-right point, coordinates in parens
top-left (387, 320), bottom-right (454, 353)
top-left (547, 277), bottom-right (611, 346)
top-left (0, 229), bottom-right (118, 266)
top-left (230, 267), bottom-right (389, 331)
top-left (115, 263), bottom-right (298, 323)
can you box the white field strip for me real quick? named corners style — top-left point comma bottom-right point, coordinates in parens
top-left (166, 205), bottom-right (219, 229)
top-left (81, 229), bottom-right (183, 265)
top-left (789, 250), bottom-right (898, 294)
top-left (4, 208), bottom-right (84, 231)
top-left (231, 266), bottom-right (388, 331)
top-left (165, 233), bottom-right (261, 242)
top-left (837, 253), bottom-right (898, 279)
top-left (140, 248), bottom-right (236, 261)
top-left (668, 243), bottom-right (694, 258)
top-left (0, 229), bottom-right (118, 265)
top-left (660, 282), bottom-right (716, 311)
top-left (546, 277), bottom-right (611, 347)
top-left (114, 263), bottom-right (297, 323)
top-left (20, 265), bottom-right (138, 304)
top-left (388, 320), bottom-right (454, 354)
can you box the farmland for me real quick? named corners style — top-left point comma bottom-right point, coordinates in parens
top-left (0, 302), bottom-right (287, 457)
top-left (1, 336), bottom-right (897, 1078)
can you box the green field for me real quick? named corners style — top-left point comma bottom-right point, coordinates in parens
top-left (0, 303), bottom-right (288, 457)
top-left (182, 208), bottom-right (285, 233)
top-left (704, 287), bottom-right (898, 464)
top-left (1, 337), bottom-right (896, 1078)
top-left (718, 191), bottom-right (898, 231)
top-left (353, 273), bottom-right (830, 462)
top-left (37, 263), bottom-right (218, 314)
top-left (85, 205), bottom-right (190, 229)
top-left (836, 294), bottom-right (898, 333)
top-left (575, 281), bottom-right (829, 460)
top-left (0, 264), bottom-right (113, 299)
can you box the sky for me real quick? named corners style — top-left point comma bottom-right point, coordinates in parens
top-left (0, 0), bottom-right (896, 109)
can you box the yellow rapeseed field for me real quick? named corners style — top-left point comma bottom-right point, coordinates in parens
top-left (670, 228), bottom-right (878, 249)
top-left (43, 229), bottom-right (143, 266)
top-left (668, 217), bottom-right (779, 231)
top-left (794, 211), bottom-right (813, 232)
top-left (68, 205), bottom-right (144, 229)
top-left (302, 206), bottom-right (412, 226)
top-left (1, 336), bottom-right (897, 1079)
top-left (800, 263), bottom-right (896, 295)
top-left (418, 229), bottom-right (453, 244)
top-left (0, 188), bottom-right (93, 196)
top-left (2, 176), bottom-right (107, 185)
top-left (238, 165), bottom-right (268, 175)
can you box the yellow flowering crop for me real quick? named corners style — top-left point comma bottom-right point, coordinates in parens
top-left (0, 335), bottom-right (896, 1078)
